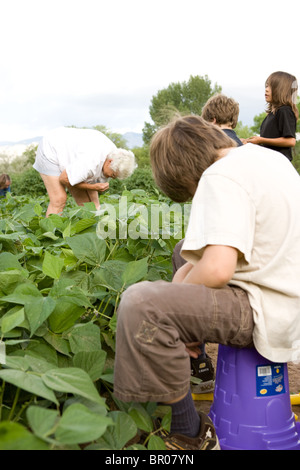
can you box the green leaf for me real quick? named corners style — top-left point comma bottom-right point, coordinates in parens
top-left (0, 270), bottom-right (27, 295)
top-left (0, 369), bottom-right (58, 404)
top-left (128, 404), bottom-right (154, 433)
top-left (55, 404), bottom-right (113, 445)
top-left (48, 302), bottom-right (85, 333)
top-left (26, 406), bottom-right (59, 440)
top-left (73, 350), bottom-right (106, 381)
top-left (0, 282), bottom-right (55, 335)
top-left (121, 257), bottom-right (148, 287)
top-left (12, 203), bottom-right (37, 223)
top-left (91, 260), bottom-right (127, 291)
top-left (71, 217), bottom-right (97, 234)
top-left (95, 411), bottom-right (137, 450)
top-left (1, 306), bottom-right (25, 334)
top-left (4, 355), bottom-right (30, 371)
top-left (148, 435), bottom-right (167, 450)
top-left (66, 233), bottom-right (107, 266)
top-left (42, 368), bottom-right (104, 404)
top-left (26, 355), bottom-right (58, 374)
top-left (42, 251), bottom-right (64, 279)
top-left (43, 330), bottom-right (71, 356)
top-left (0, 282), bottom-right (42, 305)
top-left (48, 280), bottom-right (91, 333)
top-left (109, 411), bottom-right (138, 449)
top-left (0, 252), bottom-right (26, 271)
top-left (25, 295), bottom-right (56, 336)
top-left (0, 422), bottom-right (49, 450)
top-left (66, 322), bottom-right (101, 354)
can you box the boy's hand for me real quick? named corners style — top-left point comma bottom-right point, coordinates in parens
top-left (185, 342), bottom-right (202, 358)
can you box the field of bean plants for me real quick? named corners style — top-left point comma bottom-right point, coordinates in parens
top-left (0, 189), bottom-right (190, 450)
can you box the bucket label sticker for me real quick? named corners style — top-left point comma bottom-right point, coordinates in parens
top-left (256, 364), bottom-right (285, 397)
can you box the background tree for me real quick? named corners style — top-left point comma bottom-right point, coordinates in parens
top-left (92, 125), bottom-right (128, 148)
top-left (142, 75), bottom-right (221, 144)
top-left (250, 112), bottom-right (267, 135)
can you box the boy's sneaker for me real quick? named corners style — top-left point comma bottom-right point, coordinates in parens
top-left (190, 355), bottom-right (215, 394)
top-left (159, 411), bottom-right (220, 450)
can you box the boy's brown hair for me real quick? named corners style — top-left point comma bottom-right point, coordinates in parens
top-left (150, 115), bottom-right (235, 203)
top-left (201, 94), bottom-right (240, 128)
top-left (266, 71), bottom-right (299, 119)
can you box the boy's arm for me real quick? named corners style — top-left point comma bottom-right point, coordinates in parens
top-left (181, 245), bottom-right (238, 288)
top-left (172, 262), bottom-right (194, 283)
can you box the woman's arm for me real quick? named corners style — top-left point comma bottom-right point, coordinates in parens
top-left (59, 170), bottom-right (109, 192)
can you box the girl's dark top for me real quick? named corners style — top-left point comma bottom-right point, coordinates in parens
top-left (260, 105), bottom-right (297, 161)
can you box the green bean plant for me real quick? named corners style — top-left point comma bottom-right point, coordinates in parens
top-left (0, 190), bottom-right (190, 450)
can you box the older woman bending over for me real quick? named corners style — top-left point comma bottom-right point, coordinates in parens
top-left (33, 127), bottom-right (136, 216)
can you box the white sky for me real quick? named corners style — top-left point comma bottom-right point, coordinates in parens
top-left (0, 0), bottom-right (299, 141)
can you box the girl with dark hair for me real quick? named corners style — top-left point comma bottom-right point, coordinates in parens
top-left (247, 71), bottom-right (298, 161)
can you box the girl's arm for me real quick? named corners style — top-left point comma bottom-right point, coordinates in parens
top-left (247, 135), bottom-right (296, 147)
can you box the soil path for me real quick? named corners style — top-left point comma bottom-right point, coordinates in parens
top-left (195, 343), bottom-right (300, 419)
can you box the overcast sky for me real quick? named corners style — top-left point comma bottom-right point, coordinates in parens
top-left (0, 0), bottom-right (299, 142)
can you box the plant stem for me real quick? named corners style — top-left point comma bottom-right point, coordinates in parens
top-left (8, 387), bottom-right (21, 421)
top-left (0, 381), bottom-right (5, 421)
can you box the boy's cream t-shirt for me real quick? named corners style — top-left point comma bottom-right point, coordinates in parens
top-left (181, 143), bottom-right (300, 363)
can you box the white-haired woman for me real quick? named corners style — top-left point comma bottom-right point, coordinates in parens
top-left (33, 127), bottom-right (136, 216)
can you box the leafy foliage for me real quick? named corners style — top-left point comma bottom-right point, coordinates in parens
top-left (0, 190), bottom-right (186, 450)
top-left (142, 74), bottom-right (221, 144)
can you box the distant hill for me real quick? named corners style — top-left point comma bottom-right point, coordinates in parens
top-left (123, 132), bottom-right (143, 148)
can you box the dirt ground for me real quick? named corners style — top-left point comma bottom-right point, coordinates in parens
top-left (194, 343), bottom-right (300, 418)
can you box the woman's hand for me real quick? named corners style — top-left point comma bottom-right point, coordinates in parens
top-left (94, 182), bottom-right (109, 192)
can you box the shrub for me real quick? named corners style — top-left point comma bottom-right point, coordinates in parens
top-left (11, 168), bottom-right (47, 197)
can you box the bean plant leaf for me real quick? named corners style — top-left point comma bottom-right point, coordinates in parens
top-left (121, 257), bottom-right (148, 287)
top-left (25, 295), bottom-right (56, 336)
top-left (95, 411), bottom-right (137, 450)
top-left (54, 403), bottom-right (113, 445)
top-left (66, 233), bottom-right (107, 266)
top-left (42, 367), bottom-right (104, 404)
top-left (1, 306), bottom-right (25, 334)
top-left (26, 406), bottom-right (59, 440)
top-left (48, 280), bottom-right (92, 333)
top-left (0, 270), bottom-right (20, 295)
top-left (42, 251), bottom-right (64, 279)
top-left (0, 422), bottom-right (49, 450)
top-left (0, 252), bottom-right (27, 271)
top-left (66, 322), bottom-right (101, 354)
top-left (0, 270), bottom-right (28, 296)
top-left (0, 283), bottom-right (57, 335)
top-left (73, 350), bottom-right (107, 381)
top-left (128, 404), bottom-right (154, 433)
top-left (148, 435), bottom-right (167, 450)
top-left (91, 261), bottom-right (125, 291)
top-left (0, 282), bottom-right (43, 305)
top-left (0, 369), bottom-right (58, 404)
